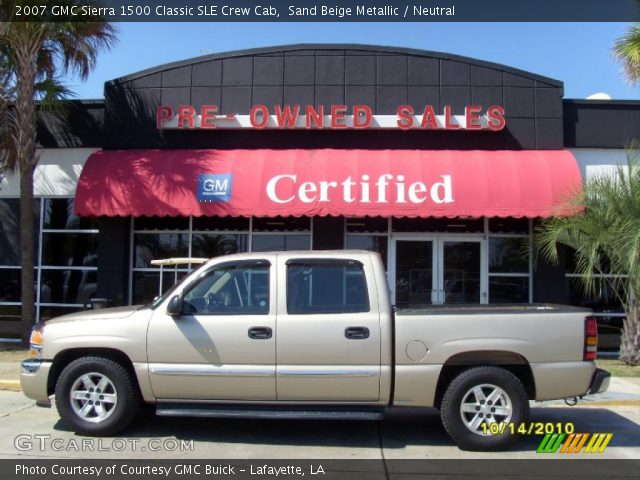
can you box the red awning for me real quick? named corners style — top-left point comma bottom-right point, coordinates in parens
top-left (74, 149), bottom-right (582, 218)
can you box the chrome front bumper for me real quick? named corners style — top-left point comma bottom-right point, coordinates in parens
top-left (20, 359), bottom-right (52, 406)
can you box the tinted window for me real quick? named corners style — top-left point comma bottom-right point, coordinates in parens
top-left (183, 263), bottom-right (269, 315)
top-left (287, 261), bottom-right (369, 314)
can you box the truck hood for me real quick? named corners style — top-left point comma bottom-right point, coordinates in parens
top-left (43, 305), bottom-right (146, 325)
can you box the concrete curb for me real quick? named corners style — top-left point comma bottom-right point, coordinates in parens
top-left (0, 380), bottom-right (20, 392)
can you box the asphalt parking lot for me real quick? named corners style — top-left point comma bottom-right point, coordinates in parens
top-left (0, 390), bottom-right (638, 460)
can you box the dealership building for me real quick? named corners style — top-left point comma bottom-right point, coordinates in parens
top-left (0, 44), bottom-right (637, 348)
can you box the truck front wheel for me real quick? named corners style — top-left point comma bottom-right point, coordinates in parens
top-left (440, 366), bottom-right (529, 451)
top-left (55, 356), bottom-right (140, 436)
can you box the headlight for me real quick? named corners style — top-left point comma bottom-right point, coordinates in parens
top-left (29, 327), bottom-right (43, 358)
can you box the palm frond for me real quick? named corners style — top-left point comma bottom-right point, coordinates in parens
top-left (614, 24), bottom-right (640, 84)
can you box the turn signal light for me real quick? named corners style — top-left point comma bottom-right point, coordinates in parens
top-left (584, 316), bottom-right (598, 361)
top-left (30, 329), bottom-right (43, 346)
top-left (29, 328), bottom-right (43, 358)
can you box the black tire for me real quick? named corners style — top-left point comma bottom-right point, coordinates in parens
top-left (440, 366), bottom-right (529, 451)
top-left (55, 356), bottom-right (140, 436)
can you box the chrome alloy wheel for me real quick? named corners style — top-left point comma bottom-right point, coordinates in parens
top-left (459, 383), bottom-right (512, 436)
top-left (69, 372), bottom-right (118, 423)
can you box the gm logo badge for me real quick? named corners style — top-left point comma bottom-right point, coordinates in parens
top-left (197, 174), bottom-right (233, 202)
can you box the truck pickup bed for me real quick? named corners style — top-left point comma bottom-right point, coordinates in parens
top-left (21, 250), bottom-right (609, 451)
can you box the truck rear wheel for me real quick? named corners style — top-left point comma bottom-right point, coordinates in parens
top-left (55, 356), bottom-right (139, 436)
top-left (440, 366), bottom-right (529, 451)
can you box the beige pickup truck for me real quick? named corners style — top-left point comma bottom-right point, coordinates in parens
top-left (21, 250), bottom-right (610, 451)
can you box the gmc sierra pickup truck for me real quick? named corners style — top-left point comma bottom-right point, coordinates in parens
top-left (21, 250), bottom-right (610, 451)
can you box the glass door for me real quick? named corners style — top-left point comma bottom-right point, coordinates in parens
top-left (392, 239), bottom-right (437, 308)
top-left (390, 236), bottom-right (487, 306)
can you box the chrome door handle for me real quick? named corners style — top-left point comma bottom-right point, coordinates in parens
top-left (248, 327), bottom-right (272, 339)
top-left (345, 327), bottom-right (370, 340)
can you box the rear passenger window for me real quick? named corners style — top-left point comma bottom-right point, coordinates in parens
top-left (286, 260), bottom-right (369, 314)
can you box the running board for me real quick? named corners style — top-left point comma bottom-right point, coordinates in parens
top-left (156, 404), bottom-right (384, 421)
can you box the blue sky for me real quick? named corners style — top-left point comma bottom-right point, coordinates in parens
top-left (63, 22), bottom-right (640, 100)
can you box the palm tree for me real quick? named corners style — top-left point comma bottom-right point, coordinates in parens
top-left (614, 24), bottom-right (640, 84)
top-left (0, 1), bottom-right (116, 343)
top-left (534, 150), bottom-right (640, 365)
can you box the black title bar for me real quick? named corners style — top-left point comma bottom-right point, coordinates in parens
top-left (7, 0), bottom-right (640, 22)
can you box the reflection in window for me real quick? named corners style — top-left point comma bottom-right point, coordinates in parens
top-left (0, 269), bottom-right (22, 302)
top-left (134, 233), bottom-right (189, 268)
top-left (489, 238), bottom-right (528, 273)
top-left (40, 269), bottom-right (97, 304)
top-left (345, 235), bottom-right (388, 268)
top-left (488, 236), bottom-right (530, 304)
top-left (132, 271), bottom-right (189, 305)
top-left (0, 305), bottom-right (22, 338)
top-left (0, 198), bottom-right (39, 265)
top-left (489, 277), bottom-right (529, 304)
top-left (43, 199), bottom-right (96, 230)
top-left (566, 277), bottom-right (624, 313)
top-left (191, 234), bottom-right (248, 258)
top-left (42, 233), bottom-right (97, 267)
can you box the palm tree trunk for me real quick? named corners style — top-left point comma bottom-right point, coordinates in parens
top-left (14, 36), bottom-right (38, 345)
top-left (619, 305), bottom-right (640, 365)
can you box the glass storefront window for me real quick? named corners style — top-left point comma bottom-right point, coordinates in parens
top-left (41, 233), bottom-right (98, 267)
top-left (566, 277), bottom-right (624, 312)
top-left (252, 234), bottom-right (310, 252)
top-left (392, 217), bottom-right (483, 233)
top-left (192, 216), bottom-right (250, 231)
top-left (346, 217), bottom-right (388, 233)
top-left (134, 216), bottom-right (189, 231)
top-left (566, 276), bottom-right (625, 352)
top-left (43, 199), bottom-right (96, 230)
top-left (346, 235), bottom-right (388, 268)
top-left (395, 240), bottom-right (434, 308)
top-left (0, 305), bottom-right (22, 338)
top-left (252, 216), bottom-right (310, 232)
top-left (134, 233), bottom-right (189, 268)
top-left (489, 277), bottom-right (529, 304)
top-left (0, 198), bottom-right (40, 266)
top-left (40, 269), bottom-right (98, 304)
top-left (191, 233), bottom-right (248, 257)
top-left (489, 237), bottom-right (528, 273)
top-left (488, 218), bottom-right (529, 234)
top-left (0, 268), bottom-right (22, 302)
top-left (132, 271), bottom-right (188, 305)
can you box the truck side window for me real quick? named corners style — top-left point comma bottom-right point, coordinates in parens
top-left (182, 263), bottom-right (270, 315)
top-left (287, 261), bottom-right (370, 314)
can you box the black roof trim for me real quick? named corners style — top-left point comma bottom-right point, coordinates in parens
top-left (564, 98), bottom-right (640, 106)
top-left (107, 43), bottom-right (563, 88)
top-left (34, 98), bottom-right (105, 107)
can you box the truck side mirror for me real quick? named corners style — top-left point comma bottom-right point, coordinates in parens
top-left (166, 295), bottom-right (183, 317)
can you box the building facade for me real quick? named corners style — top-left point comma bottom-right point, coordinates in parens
top-left (1, 44), bottom-right (637, 350)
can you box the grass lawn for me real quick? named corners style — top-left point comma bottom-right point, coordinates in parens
top-left (0, 344), bottom-right (28, 363)
top-left (597, 359), bottom-right (640, 377)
